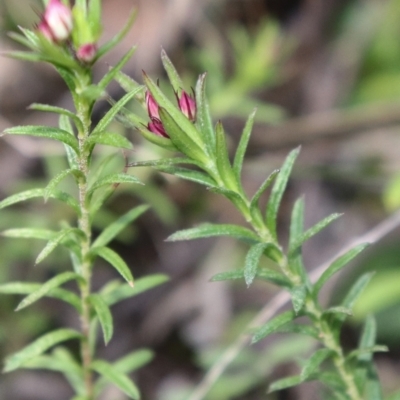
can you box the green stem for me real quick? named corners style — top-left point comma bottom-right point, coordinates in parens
top-left (76, 77), bottom-right (94, 399)
top-left (305, 299), bottom-right (362, 400)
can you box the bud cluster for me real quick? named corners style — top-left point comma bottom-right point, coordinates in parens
top-left (146, 90), bottom-right (196, 137)
top-left (37, 0), bottom-right (97, 64)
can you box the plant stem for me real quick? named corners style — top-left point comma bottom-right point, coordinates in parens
top-left (76, 80), bottom-right (94, 399)
top-left (305, 299), bottom-right (362, 400)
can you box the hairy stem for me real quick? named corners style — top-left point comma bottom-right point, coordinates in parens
top-left (76, 89), bottom-right (94, 399)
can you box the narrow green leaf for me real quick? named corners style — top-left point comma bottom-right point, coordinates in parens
top-left (215, 121), bottom-right (237, 190)
top-left (155, 165), bottom-right (217, 187)
top-left (96, 11), bottom-right (137, 61)
top-left (319, 372), bottom-right (346, 392)
top-left (97, 46), bottom-right (137, 90)
top-left (166, 223), bottom-right (259, 243)
top-left (322, 306), bottom-right (352, 317)
top-left (276, 323), bottom-right (319, 339)
top-left (290, 284), bottom-right (307, 315)
top-left (44, 168), bottom-right (83, 201)
top-left (136, 126), bottom-right (177, 151)
top-left (2, 228), bottom-right (56, 240)
top-left (288, 197), bottom-right (308, 282)
top-left (102, 274), bottom-right (169, 306)
top-left (128, 157), bottom-right (199, 169)
top-left (0, 282), bottom-right (81, 311)
top-left (113, 349), bottom-right (154, 373)
top-left (16, 272), bottom-right (82, 311)
top-left (159, 107), bottom-right (208, 165)
top-left (89, 294), bottom-right (113, 345)
top-left (88, 0), bottom-right (102, 39)
top-left (358, 315), bottom-right (377, 362)
top-left (5, 51), bottom-right (46, 63)
top-left (289, 213), bottom-right (342, 255)
top-left (0, 188), bottom-right (44, 210)
top-left (91, 360), bottom-right (140, 399)
top-left (51, 190), bottom-right (80, 214)
top-left (249, 169), bottom-right (279, 212)
top-left (8, 31), bottom-right (37, 50)
top-left (115, 70), bottom-right (142, 93)
top-left (36, 228), bottom-right (84, 265)
top-left (93, 205), bottom-right (149, 248)
top-left (301, 348), bottom-right (333, 380)
top-left (29, 103), bottom-right (83, 132)
top-left (342, 272), bottom-right (374, 310)
top-left (194, 73), bottom-right (215, 156)
top-left (87, 173), bottom-right (142, 197)
top-left (161, 49), bottom-right (184, 93)
top-left (244, 243), bottom-right (268, 287)
top-left (85, 131), bottom-right (133, 150)
top-left (252, 310), bottom-right (296, 343)
top-left (268, 375), bottom-right (303, 393)
top-left (92, 247), bottom-right (134, 287)
top-left (314, 244), bottom-right (369, 296)
top-left (92, 87), bottom-right (143, 135)
top-left (59, 114), bottom-right (79, 169)
top-left (348, 346), bottom-right (388, 360)
top-left (211, 270), bottom-right (244, 282)
top-left (233, 109), bottom-right (256, 181)
top-left (4, 126), bottom-right (79, 154)
top-left (265, 147), bottom-right (300, 239)
top-left (4, 329), bottom-right (82, 372)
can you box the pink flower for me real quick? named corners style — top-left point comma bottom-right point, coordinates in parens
top-left (146, 91), bottom-right (160, 120)
top-left (76, 43), bottom-right (97, 63)
top-left (177, 90), bottom-right (196, 122)
top-left (38, 0), bottom-right (73, 42)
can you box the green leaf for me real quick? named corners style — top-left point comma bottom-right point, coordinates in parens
top-left (233, 109), bottom-right (256, 181)
top-left (29, 103), bottom-right (83, 132)
top-left (92, 247), bottom-right (134, 287)
top-left (301, 348), bottom-right (333, 380)
top-left (59, 114), bottom-right (79, 169)
top-left (211, 270), bottom-right (244, 282)
top-left (249, 169), bottom-right (279, 212)
top-left (91, 360), bottom-right (140, 399)
top-left (136, 126), bottom-right (177, 151)
top-left (161, 49), bottom-right (184, 93)
top-left (0, 188), bottom-right (44, 210)
top-left (4, 126), bottom-right (79, 154)
top-left (16, 272), bottom-right (82, 311)
top-left (265, 147), bottom-right (300, 239)
top-left (268, 375), bottom-right (303, 393)
top-left (322, 306), bottom-right (352, 318)
top-left (215, 121), bottom-right (237, 190)
top-left (57, 68), bottom-right (79, 106)
top-left (289, 213), bottom-right (342, 255)
top-left (252, 310), bottom-right (296, 343)
top-left (290, 284), bottom-right (307, 315)
top-left (128, 157), bottom-right (199, 169)
top-left (97, 46), bottom-right (137, 90)
top-left (44, 168), bottom-right (83, 201)
top-left (159, 107), bottom-right (208, 165)
top-left (92, 87), bottom-right (143, 135)
top-left (155, 165), bottom-right (217, 187)
top-left (88, 0), bottom-right (102, 39)
top-left (195, 73), bottom-right (215, 156)
top-left (166, 223), bottom-right (259, 243)
top-left (93, 205), bottom-right (149, 248)
top-left (114, 70), bottom-right (142, 93)
top-left (96, 11), bottom-right (137, 61)
top-left (102, 274), bottom-right (169, 306)
top-left (2, 228), bottom-right (56, 240)
top-left (85, 131), bottom-right (133, 150)
top-left (113, 349), bottom-right (154, 373)
top-left (87, 173), bottom-right (142, 196)
top-left (313, 244), bottom-right (368, 297)
top-left (276, 322), bottom-right (319, 339)
top-left (244, 243), bottom-right (269, 287)
top-left (89, 294), bottom-right (113, 345)
top-left (36, 228), bottom-right (83, 265)
top-left (4, 329), bottom-right (82, 372)
top-left (0, 282), bottom-right (81, 311)
top-left (348, 345), bottom-right (388, 360)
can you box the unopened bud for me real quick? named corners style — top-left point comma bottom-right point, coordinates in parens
top-left (76, 43), bottom-right (97, 63)
top-left (38, 0), bottom-right (73, 42)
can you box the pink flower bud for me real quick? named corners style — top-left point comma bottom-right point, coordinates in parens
top-left (145, 91), bottom-right (160, 120)
top-left (148, 118), bottom-right (169, 138)
top-left (178, 90), bottom-right (196, 121)
top-left (38, 0), bottom-right (73, 42)
top-left (76, 43), bottom-right (97, 63)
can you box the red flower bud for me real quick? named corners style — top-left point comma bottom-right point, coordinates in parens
top-left (145, 91), bottom-right (160, 120)
top-left (148, 118), bottom-right (169, 138)
top-left (76, 43), bottom-right (97, 63)
top-left (38, 0), bottom-right (73, 42)
top-left (178, 90), bottom-right (196, 122)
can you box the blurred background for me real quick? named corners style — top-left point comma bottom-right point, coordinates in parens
top-left (1, 0), bottom-right (400, 399)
